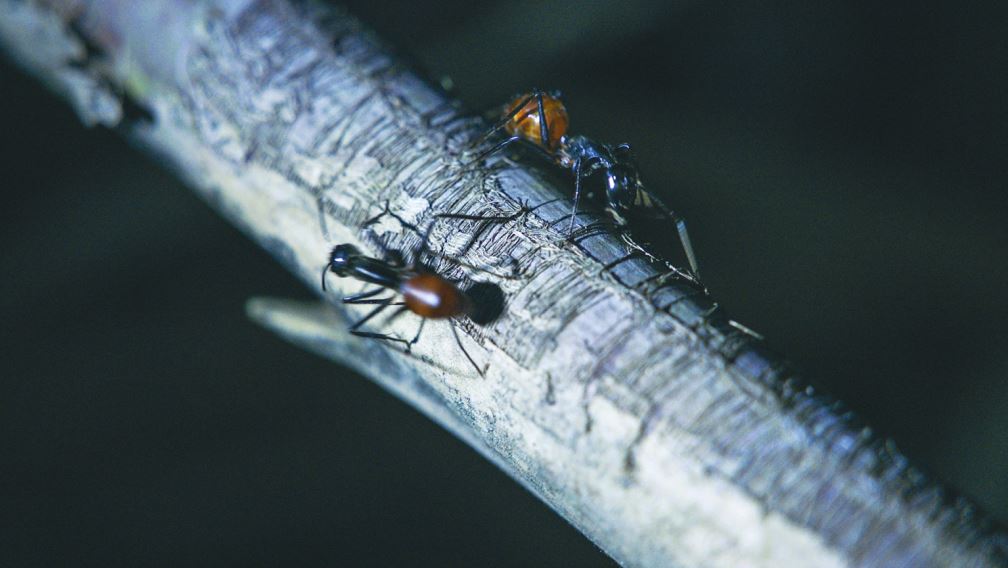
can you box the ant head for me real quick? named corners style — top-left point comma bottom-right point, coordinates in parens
top-left (604, 163), bottom-right (641, 211)
top-left (328, 244), bottom-right (361, 276)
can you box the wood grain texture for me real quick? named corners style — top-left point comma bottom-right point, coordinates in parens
top-left (3, 1), bottom-right (1006, 566)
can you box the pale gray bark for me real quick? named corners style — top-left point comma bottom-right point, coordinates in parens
top-left (2, 1), bottom-right (1005, 566)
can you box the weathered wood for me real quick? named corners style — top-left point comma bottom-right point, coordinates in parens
top-left (3, 1), bottom-right (1005, 566)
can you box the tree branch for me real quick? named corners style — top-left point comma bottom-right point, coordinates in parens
top-left (2, 1), bottom-right (1005, 566)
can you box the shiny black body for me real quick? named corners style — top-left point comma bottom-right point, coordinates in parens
top-left (559, 135), bottom-right (647, 223)
top-left (324, 244), bottom-right (404, 290)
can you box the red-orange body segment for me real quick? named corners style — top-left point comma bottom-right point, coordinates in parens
top-left (400, 273), bottom-right (469, 319)
top-left (503, 92), bottom-right (569, 151)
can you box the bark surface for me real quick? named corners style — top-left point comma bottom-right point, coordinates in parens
top-left (2, 1), bottom-right (1006, 566)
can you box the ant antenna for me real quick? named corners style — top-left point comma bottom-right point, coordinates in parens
top-left (321, 265), bottom-right (330, 291)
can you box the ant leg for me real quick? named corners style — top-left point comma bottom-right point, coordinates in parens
top-left (386, 305), bottom-right (412, 324)
top-left (384, 210), bottom-right (490, 273)
top-left (384, 305), bottom-right (422, 352)
top-left (362, 201), bottom-right (430, 265)
top-left (420, 242), bottom-right (520, 281)
top-left (450, 320), bottom-right (484, 376)
top-left (566, 222), bottom-right (619, 245)
top-left (453, 195), bottom-right (561, 242)
top-left (408, 217), bottom-right (439, 268)
top-left (369, 213), bottom-right (439, 271)
top-left (342, 288), bottom-right (386, 303)
top-left (435, 206), bottom-right (528, 223)
top-left (364, 200), bottom-right (427, 239)
top-left (645, 201), bottom-right (702, 279)
top-left (436, 204), bottom-right (532, 256)
top-left (409, 317), bottom-right (426, 349)
top-left (533, 88), bottom-right (551, 150)
top-left (468, 93), bottom-right (536, 151)
top-left (486, 87), bottom-right (550, 149)
top-left (566, 157), bottom-right (585, 237)
top-left (348, 298), bottom-right (412, 350)
top-left (347, 298), bottom-right (405, 306)
top-left (637, 189), bottom-right (702, 279)
top-left (528, 196), bottom-right (565, 214)
top-left (563, 155), bottom-right (607, 239)
top-left (350, 330), bottom-right (412, 350)
top-left (469, 122), bottom-right (560, 167)
top-left (349, 297), bottom-right (393, 328)
top-left (469, 135), bottom-right (522, 165)
top-left (445, 197), bottom-right (562, 226)
top-left (361, 206), bottom-right (518, 280)
top-left (675, 218), bottom-right (701, 279)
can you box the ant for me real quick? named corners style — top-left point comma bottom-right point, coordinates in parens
top-left (469, 88), bottom-right (700, 278)
top-left (320, 208), bottom-right (503, 376)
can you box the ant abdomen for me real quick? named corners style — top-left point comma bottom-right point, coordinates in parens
top-left (503, 92), bottom-right (568, 151)
top-left (400, 273), bottom-right (470, 319)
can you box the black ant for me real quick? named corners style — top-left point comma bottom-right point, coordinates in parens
top-left (320, 209), bottom-right (504, 375)
top-left (469, 89), bottom-right (700, 278)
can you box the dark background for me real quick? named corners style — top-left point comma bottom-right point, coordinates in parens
top-left (2, 1), bottom-right (1006, 565)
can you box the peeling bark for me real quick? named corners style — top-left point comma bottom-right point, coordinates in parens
top-left (2, 1), bottom-right (1006, 566)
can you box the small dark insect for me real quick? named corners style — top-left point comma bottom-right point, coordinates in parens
top-left (320, 211), bottom-right (501, 375)
top-left (470, 88), bottom-right (699, 277)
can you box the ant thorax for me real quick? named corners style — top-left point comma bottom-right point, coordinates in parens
top-left (558, 135), bottom-right (612, 169)
top-left (560, 136), bottom-right (643, 202)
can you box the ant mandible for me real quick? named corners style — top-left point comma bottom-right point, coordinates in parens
top-left (469, 88), bottom-right (700, 277)
top-left (320, 210), bottom-right (496, 376)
